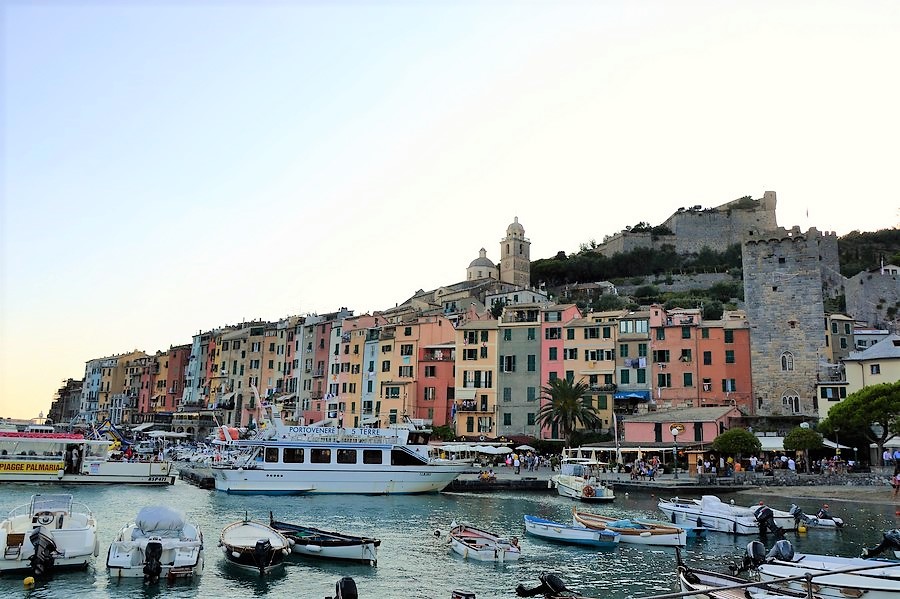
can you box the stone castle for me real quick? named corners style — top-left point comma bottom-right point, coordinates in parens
top-left (596, 191), bottom-right (779, 256)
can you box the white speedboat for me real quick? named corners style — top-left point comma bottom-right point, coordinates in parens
top-left (0, 430), bottom-right (175, 485)
top-left (210, 405), bottom-right (469, 495)
top-left (788, 504), bottom-right (844, 528)
top-left (448, 522), bottom-right (521, 562)
top-left (0, 494), bottom-right (99, 575)
top-left (551, 458), bottom-right (615, 503)
top-left (523, 515), bottom-right (619, 549)
top-left (572, 509), bottom-right (686, 546)
top-left (220, 517), bottom-right (290, 575)
top-left (107, 505), bottom-right (204, 581)
top-left (658, 495), bottom-right (793, 535)
top-left (741, 539), bottom-right (900, 599)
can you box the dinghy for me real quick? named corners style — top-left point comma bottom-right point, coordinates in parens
top-left (523, 515), bottom-right (619, 549)
top-left (448, 522), bottom-right (521, 562)
top-left (270, 512), bottom-right (380, 565)
top-left (572, 509), bottom-right (686, 546)
top-left (219, 516), bottom-right (290, 575)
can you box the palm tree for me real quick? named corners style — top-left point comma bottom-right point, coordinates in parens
top-left (536, 377), bottom-right (602, 447)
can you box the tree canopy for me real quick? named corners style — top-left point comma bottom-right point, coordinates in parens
top-left (783, 427), bottom-right (824, 473)
top-left (536, 378), bottom-right (602, 447)
top-left (818, 381), bottom-right (900, 465)
top-left (710, 427), bottom-right (761, 456)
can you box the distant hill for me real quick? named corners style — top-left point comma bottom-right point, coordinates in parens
top-left (838, 228), bottom-right (900, 277)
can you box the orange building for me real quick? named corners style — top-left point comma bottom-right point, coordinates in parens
top-left (649, 305), bottom-right (753, 413)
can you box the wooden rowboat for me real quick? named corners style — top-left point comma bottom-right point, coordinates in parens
top-left (572, 508), bottom-right (686, 546)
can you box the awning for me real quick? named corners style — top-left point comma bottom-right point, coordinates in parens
top-left (131, 423), bottom-right (157, 432)
top-left (757, 436), bottom-right (785, 451)
top-left (822, 439), bottom-right (852, 450)
top-left (614, 391), bottom-right (651, 401)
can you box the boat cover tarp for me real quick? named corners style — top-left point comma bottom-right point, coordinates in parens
top-left (606, 519), bottom-right (641, 529)
top-left (133, 506), bottom-right (185, 539)
top-left (699, 495), bottom-right (733, 515)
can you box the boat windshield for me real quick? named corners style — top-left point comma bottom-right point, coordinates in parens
top-left (30, 494), bottom-right (73, 515)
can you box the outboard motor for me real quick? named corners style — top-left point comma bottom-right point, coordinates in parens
top-left (334, 577), bottom-right (358, 599)
top-left (754, 505), bottom-right (783, 536)
top-left (732, 540), bottom-right (766, 574)
top-left (789, 504), bottom-right (804, 525)
top-left (515, 572), bottom-right (573, 597)
top-left (143, 539), bottom-right (163, 582)
top-left (253, 538), bottom-right (272, 575)
top-left (28, 528), bottom-right (57, 576)
top-left (861, 529), bottom-right (900, 558)
top-left (765, 539), bottom-right (795, 562)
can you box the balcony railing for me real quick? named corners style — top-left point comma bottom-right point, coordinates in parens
top-left (456, 403), bottom-right (490, 413)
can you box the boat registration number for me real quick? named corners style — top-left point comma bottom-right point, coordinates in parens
top-left (148, 476), bottom-right (172, 483)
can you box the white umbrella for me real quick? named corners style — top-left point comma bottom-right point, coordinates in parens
top-left (491, 446), bottom-right (512, 455)
top-left (516, 444), bottom-right (536, 451)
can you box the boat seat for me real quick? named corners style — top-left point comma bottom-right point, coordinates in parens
top-left (4, 533), bottom-right (25, 558)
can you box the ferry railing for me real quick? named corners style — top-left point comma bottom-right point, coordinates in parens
top-left (634, 559), bottom-right (900, 599)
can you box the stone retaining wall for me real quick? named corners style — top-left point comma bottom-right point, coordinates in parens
top-left (698, 472), bottom-right (890, 487)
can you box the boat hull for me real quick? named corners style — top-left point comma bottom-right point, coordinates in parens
top-left (219, 520), bottom-right (290, 576)
top-left (270, 518), bottom-right (379, 564)
top-left (524, 516), bottom-right (619, 549)
top-left (658, 497), bottom-right (795, 535)
top-left (448, 525), bottom-right (521, 562)
top-left (758, 556), bottom-right (900, 599)
top-left (553, 475), bottom-right (615, 503)
top-left (0, 461), bottom-right (176, 485)
top-left (572, 512), bottom-right (686, 547)
top-left (212, 464), bottom-right (465, 495)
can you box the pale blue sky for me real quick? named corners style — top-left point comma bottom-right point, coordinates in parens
top-left (2, 1), bottom-right (898, 420)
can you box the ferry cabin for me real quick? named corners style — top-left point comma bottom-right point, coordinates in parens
top-left (239, 441), bottom-right (432, 469)
top-left (0, 433), bottom-right (110, 477)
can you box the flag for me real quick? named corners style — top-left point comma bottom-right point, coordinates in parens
top-left (450, 402), bottom-right (456, 420)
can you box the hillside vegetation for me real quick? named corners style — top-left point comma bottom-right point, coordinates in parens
top-left (838, 228), bottom-right (900, 277)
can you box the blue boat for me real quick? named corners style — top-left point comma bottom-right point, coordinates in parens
top-left (523, 515), bottom-right (619, 548)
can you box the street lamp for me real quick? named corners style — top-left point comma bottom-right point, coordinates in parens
top-left (834, 427), bottom-right (840, 457)
top-left (670, 424), bottom-right (683, 479)
top-left (871, 423), bottom-right (885, 467)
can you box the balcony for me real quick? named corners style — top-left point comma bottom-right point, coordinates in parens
top-left (456, 402), bottom-right (491, 413)
top-left (500, 309), bottom-right (540, 324)
top-left (422, 350), bottom-right (455, 362)
top-left (312, 369), bottom-right (325, 378)
top-left (590, 383), bottom-right (617, 393)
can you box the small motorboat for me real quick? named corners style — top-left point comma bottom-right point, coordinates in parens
top-left (107, 505), bottom-right (204, 581)
top-left (219, 516), bottom-right (290, 575)
top-left (448, 522), bottom-right (521, 562)
top-left (658, 495), bottom-right (793, 535)
top-left (788, 504), bottom-right (844, 528)
top-left (678, 556), bottom-right (807, 599)
top-left (270, 512), bottom-right (380, 565)
top-left (551, 458), bottom-right (615, 503)
top-left (0, 494), bottom-right (99, 576)
top-left (735, 538), bottom-right (900, 599)
top-left (572, 509), bottom-right (686, 546)
top-left (523, 515), bottom-right (619, 549)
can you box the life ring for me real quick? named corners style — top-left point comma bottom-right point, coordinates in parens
top-left (35, 511), bottom-right (55, 526)
top-left (479, 435), bottom-right (485, 442)
top-left (582, 485), bottom-right (596, 498)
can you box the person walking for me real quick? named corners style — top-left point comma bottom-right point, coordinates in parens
top-left (513, 453), bottom-right (521, 475)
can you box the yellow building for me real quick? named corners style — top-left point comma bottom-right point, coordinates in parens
top-left (454, 318), bottom-right (499, 438)
top-left (563, 313), bottom-right (618, 433)
top-left (844, 334), bottom-right (900, 396)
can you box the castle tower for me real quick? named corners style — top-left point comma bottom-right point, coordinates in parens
top-left (500, 217), bottom-right (530, 287)
top-left (742, 228), bottom-right (829, 421)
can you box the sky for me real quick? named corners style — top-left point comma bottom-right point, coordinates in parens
top-left (2, 1), bottom-right (898, 421)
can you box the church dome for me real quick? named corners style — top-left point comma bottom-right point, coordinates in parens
top-left (506, 216), bottom-right (525, 237)
top-left (468, 248), bottom-right (495, 268)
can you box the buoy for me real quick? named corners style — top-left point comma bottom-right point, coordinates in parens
top-left (798, 524), bottom-right (807, 534)
top-left (23, 576), bottom-right (35, 589)
top-left (434, 530), bottom-right (441, 537)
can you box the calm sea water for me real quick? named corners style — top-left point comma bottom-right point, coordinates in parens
top-left (1, 480), bottom-right (897, 599)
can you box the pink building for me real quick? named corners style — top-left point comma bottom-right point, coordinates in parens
top-left (621, 405), bottom-right (743, 446)
top-left (539, 304), bottom-right (582, 439)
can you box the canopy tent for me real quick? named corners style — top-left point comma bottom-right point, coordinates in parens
top-left (869, 437), bottom-right (900, 449)
top-left (515, 444), bottom-right (536, 451)
top-left (755, 436), bottom-right (852, 452)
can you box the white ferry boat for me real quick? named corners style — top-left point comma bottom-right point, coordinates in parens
top-left (0, 431), bottom-right (175, 485)
top-left (210, 407), bottom-right (470, 495)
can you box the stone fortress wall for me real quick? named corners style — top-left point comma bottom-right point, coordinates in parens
top-left (846, 268), bottom-right (900, 329)
top-left (596, 191), bottom-right (779, 257)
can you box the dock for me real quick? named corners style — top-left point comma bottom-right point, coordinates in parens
top-left (178, 466), bottom-right (215, 489)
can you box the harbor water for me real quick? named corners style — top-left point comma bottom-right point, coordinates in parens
top-left (1, 481), bottom-right (897, 599)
